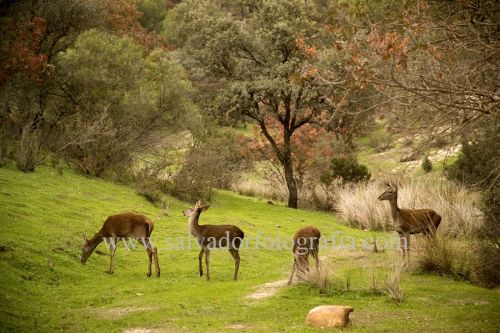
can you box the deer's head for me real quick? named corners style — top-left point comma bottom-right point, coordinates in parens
top-left (377, 183), bottom-right (398, 201)
top-left (81, 233), bottom-right (92, 264)
top-left (182, 200), bottom-right (210, 217)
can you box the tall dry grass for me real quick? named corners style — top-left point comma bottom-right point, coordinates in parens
top-left (232, 179), bottom-right (336, 210)
top-left (335, 178), bottom-right (483, 236)
top-left (231, 179), bottom-right (288, 202)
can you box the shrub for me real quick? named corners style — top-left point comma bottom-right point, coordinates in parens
top-left (320, 156), bottom-right (371, 185)
top-left (172, 131), bottom-right (252, 202)
top-left (421, 155), bottom-right (432, 173)
top-left (445, 126), bottom-right (499, 287)
top-left (16, 126), bottom-right (41, 172)
top-left (472, 240), bottom-right (500, 288)
top-left (135, 158), bottom-right (173, 208)
top-left (369, 130), bottom-right (392, 152)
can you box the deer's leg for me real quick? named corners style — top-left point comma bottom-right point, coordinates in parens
top-left (229, 249), bottom-right (240, 281)
top-left (198, 248), bottom-right (204, 277)
top-left (312, 249), bottom-right (320, 274)
top-left (287, 257), bottom-right (297, 285)
top-left (138, 237), bottom-right (153, 277)
top-left (404, 233), bottom-right (411, 265)
top-left (108, 237), bottom-right (118, 274)
top-left (153, 247), bottom-right (160, 277)
top-left (397, 232), bottom-right (405, 262)
top-left (204, 248), bottom-right (211, 281)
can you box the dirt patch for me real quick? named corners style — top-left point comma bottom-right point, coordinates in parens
top-left (226, 323), bottom-right (250, 329)
top-left (123, 329), bottom-right (160, 333)
top-left (246, 279), bottom-right (288, 300)
top-left (100, 306), bottom-right (154, 319)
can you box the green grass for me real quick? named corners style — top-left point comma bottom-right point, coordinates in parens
top-left (0, 164), bottom-right (499, 332)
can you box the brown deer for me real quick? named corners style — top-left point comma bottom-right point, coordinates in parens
top-left (377, 183), bottom-right (441, 264)
top-left (287, 226), bottom-right (321, 285)
top-left (183, 201), bottom-right (244, 281)
top-left (81, 212), bottom-right (160, 277)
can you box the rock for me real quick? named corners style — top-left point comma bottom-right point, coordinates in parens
top-left (306, 305), bottom-right (353, 328)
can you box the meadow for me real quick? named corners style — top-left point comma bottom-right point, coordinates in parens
top-left (0, 164), bottom-right (499, 332)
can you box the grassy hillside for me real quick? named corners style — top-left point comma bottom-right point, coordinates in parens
top-left (0, 165), bottom-right (498, 332)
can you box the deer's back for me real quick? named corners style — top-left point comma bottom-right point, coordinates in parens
top-left (398, 209), bottom-right (441, 233)
top-left (101, 212), bottom-right (154, 237)
top-left (199, 225), bottom-right (244, 239)
top-left (292, 226), bottom-right (321, 254)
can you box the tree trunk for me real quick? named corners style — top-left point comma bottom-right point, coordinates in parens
top-left (284, 158), bottom-right (298, 208)
top-left (283, 126), bottom-right (298, 209)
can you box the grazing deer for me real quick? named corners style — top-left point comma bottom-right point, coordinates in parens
top-left (81, 212), bottom-right (160, 277)
top-left (287, 226), bottom-right (321, 285)
top-left (377, 183), bottom-right (441, 264)
top-left (183, 201), bottom-right (244, 281)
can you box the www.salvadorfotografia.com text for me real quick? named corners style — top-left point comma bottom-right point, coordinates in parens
top-left (101, 231), bottom-right (407, 252)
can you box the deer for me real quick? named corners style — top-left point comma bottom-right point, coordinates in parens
top-left (182, 200), bottom-right (244, 281)
top-left (287, 226), bottom-right (321, 285)
top-left (81, 212), bottom-right (160, 277)
top-left (377, 183), bottom-right (441, 264)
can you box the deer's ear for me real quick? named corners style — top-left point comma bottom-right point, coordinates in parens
top-left (83, 233), bottom-right (88, 242)
top-left (201, 205), bottom-right (210, 212)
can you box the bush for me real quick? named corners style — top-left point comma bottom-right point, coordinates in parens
top-left (172, 131), bottom-right (252, 202)
top-left (445, 126), bottom-right (499, 287)
top-left (16, 126), bottom-right (41, 172)
top-left (320, 156), bottom-right (371, 185)
top-left (421, 155), bottom-right (432, 173)
top-left (415, 235), bottom-right (473, 280)
top-left (369, 130), bottom-right (392, 152)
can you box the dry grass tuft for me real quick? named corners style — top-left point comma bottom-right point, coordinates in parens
top-left (302, 264), bottom-right (333, 293)
top-left (335, 177), bottom-right (483, 236)
top-left (384, 263), bottom-right (405, 304)
top-left (415, 235), bottom-right (474, 280)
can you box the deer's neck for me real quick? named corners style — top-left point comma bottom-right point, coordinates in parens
top-left (188, 211), bottom-right (202, 237)
top-left (389, 197), bottom-right (400, 224)
top-left (87, 230), bottom-right (104, 255)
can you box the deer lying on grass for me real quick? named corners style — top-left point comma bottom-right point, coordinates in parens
top-left (378, 183), bottom-right (441, 264)
top-left (287, 226), bottom-right (321, 285)
top-left (81, 212), bottom-right (160, 277)
top-left (183, 201), bottom-right (244, 281)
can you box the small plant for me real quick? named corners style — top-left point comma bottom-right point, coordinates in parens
top-left (384, 263), bottom-right (405, 304)
top-left (421, 155), bottom-right (433, 173)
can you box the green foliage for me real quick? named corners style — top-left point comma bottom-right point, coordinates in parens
top-left (421, 155), bottom-right (432, 173)
top-left (320, 156), bottom-right (370, 184)
top-left (55, 29), bottom-right (195, 176)
top-left (446, 127), bottom-right (499, 187)
top-left (139, 0), bottom-right (169, 32)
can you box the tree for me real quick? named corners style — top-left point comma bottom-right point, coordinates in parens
top-left (0, 0), bottom-right (163, 171)
top-left (53, 29), bottom-right (194, 176)
top-left (367, 0), bottom-right (499, 149)
top-left (167, 0), bottom-right (358, 208)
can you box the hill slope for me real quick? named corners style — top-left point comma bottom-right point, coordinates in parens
top-left (0, 165), bottom-right (498, 332)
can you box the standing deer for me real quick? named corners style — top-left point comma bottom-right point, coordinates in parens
top-left (81, 212), bottom-right (160, 277)
top-left (377, 183), bottom-right (441, 264)
top-left (287, 226), bottom-right (321, 285)
top-left (183, 201), bottom-right (244, 281)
